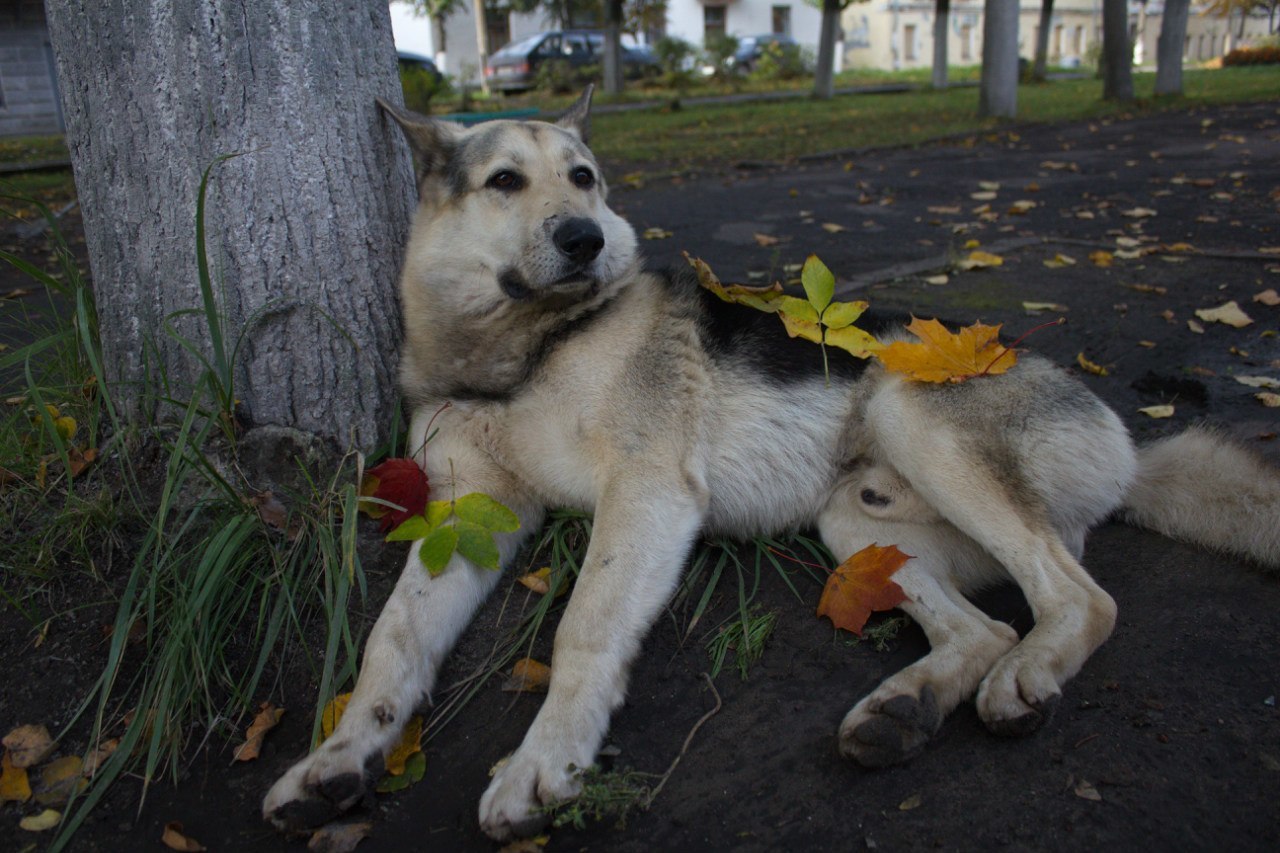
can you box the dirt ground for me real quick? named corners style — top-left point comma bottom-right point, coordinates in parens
top-left (2, 100), bottom-right (1279, 852)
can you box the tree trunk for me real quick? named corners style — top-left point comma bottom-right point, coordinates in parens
top-left (979, 0), bottom-right (1019, 118)
top-left (814, 0), bottom-right (841, 99)
top-left (932, 0), bottom-right (951, 89)
top-left (1154, 0), bottom-right (1190, 96)
top-left (1033, 0), bottom-right (1055, 80)
top-left (603, 0), bottom-right (625, 95)
top-left (44, 1), bottom-right (416, 454)
top-left (1102, 0), bottom-right (1134, 101)
top-left (472, 0), bottom-right (491, 94)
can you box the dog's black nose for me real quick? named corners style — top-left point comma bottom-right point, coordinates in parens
top-left (553, 218), bottom-right (605, 264)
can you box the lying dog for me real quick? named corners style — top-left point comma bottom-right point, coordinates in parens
top-left (264, 88), bottom-right (1280, 841)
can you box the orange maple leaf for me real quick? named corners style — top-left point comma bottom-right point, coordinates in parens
top-left (817, 543), bottom-right (912, 636)
top-left (877, 317), bottom-right (1016, 383)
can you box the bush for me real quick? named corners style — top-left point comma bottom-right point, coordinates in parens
top-left (399, 64), bottom-right (449, 113)
top-left (1222, 45), bottom-right (1280, 66)
top-left (535, 59), bottom-right (596, 94)
top-left (749, 41), bottom-right (808, 81)
top-left (702, 34), bottom-right (740, 82)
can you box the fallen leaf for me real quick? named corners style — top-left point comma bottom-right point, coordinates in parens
top-left (1023, 302), bottom-right (1067, 313)
top-left (878, 318), bottom-right (1016, 384)
top-left (19, 808), bottom-right (61, 832)
top-left (376, 750), bottom-right (426, 794)
top-left (3, 725), bottom-right (56, 768)
top-left (1, 752), bottom-right (32, 803)
top-left (1139, 405), bottom-right (1175, 419)
top-left (319, 693), bottom-right (351, 743)
top-left (898, 793), bottom-right (922, 811)
top-left (642, 227), bottom-right (672, 240)
top-left (956, 250), bottom-right (1004, 270)
top-left (927, 205), bottom-right (960, 215)
top-left (978, 180), bottom-right (1001, 192)
top-left (1043, 253), bottom-right (1076, 268)
top-left (1254, 289), bottom-right (1279, 306)
top-left (923, 274), bottom-right (949, 285)
top-left (1089, 250), bottom-right (1114, 268)
top-left (35, 755), bottom-right (85, 805)
top-left (1115, 237), bottom-right (1142, 248)
top-left (1040, 160), bottom-right (1079, 171)
top-left (970, 191), bottom-right (997, 201)
top-left (1074, 779), bottom-right (1103, 801)
top-left (1235, 376), bottom-right (1280, 389)
top-left (1075, 210), bottom-right (1096, 220)
top-left (384, 716), bottom-right (423, 777)
top-left (1077, 353), bottom-right (1110, 377)
top-left (161, 821), bottom-right (207, 852)
top-left (1115, 248), bottom-right (1145, 260)
top-left (233, 702), bottom-right (285, 762)
top-left (1164, 242), bottom-right (1196, 253)
top-left (361, 458), bottom-right (429, 533)
top-left (498, 837), bottom-right (551, 853)
top-left (1138, 340), bottom-right (1157, 348)
top-left (518, 567), bottom-right (553, 594)
top-left (752, 232), bottom-right (779, 247)
top-left (1007, 199), bottom-right (1037, 215)
top-left (502, 658), bottom-right (552, 693)
top-left (309, 821), bottom-right (374, 853)
top-left (1125, 284), bottom-right (1167, 295)
top-left (67, 446), bottom-right (97, 478)
top-left (817, 544), bottom-right (911, 636)
top-left (1, 287), bottom-right (33, 300)
top-left (1121, 207), bottom-right (1157, 218)
top-left (1259, 246), bottom-right (1280, 255)
top-left (821, 222), bottom-right (847, 233)
top-left (1187, 319), bottom-right (1206, 334)
top-left (1195, 301), bottom-right (1253, 328)
top-left (962, 239), bottom-right (981, 250)
top-left (1257, 392), bottom-right (1280, 407)
top-left (82, 739), bottom-right (120, 777)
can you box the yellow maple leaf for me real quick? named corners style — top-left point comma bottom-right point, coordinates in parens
top-left (956, 250), bottom-right (1003, 270)
top-left (877, 318), bottom-right (1016, 384)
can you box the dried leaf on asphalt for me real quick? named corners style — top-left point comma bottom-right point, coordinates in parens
top-left (502, 658), bottom-right (552, 693)
top-left (822, 222), bottom-right (847, 233)
top-left (161, 821), bottom-right (207, 851)
top-left (19, 808), bottom-right (61, 832)
top-left (3, 725), bottom-right (56, 768)
top-left (1, 751), bottom-right (32, 802)
top-left (923, 274), bottom-right (949, 285)
top-left (1074, 779), bottom-right (1103, 801)
top-left (1235, 376), bottom-right (1280, 389)
top-left (1121, 207), bottom-right (1157, 218)
top-left (308, 821), bottom-right (374, 853)
top-left (1023, 302), bottom-right (1067, 313)
top-left (955, 250), bottom-right (1003, 270)
top-left (1043, 253), bottom-right (1076, 268)
top-left (1257, 392), bottom-right (1280, 408)
top-left (1254, 289), bottom-right (1279, 306)
top-left (898, 793), bottom-right (922, 811)
top-left (1089, 250), bottom-right (1114, 268)
top-left (1077, 353), bottom-right (1110, 377)
top-left (233, 702), bottom-right (285, 762)
top-left (817, 543), bottom-right (911, 636)
top-left (642, 227), bottom-right (672, 240)
top-left (1187, 319), bottom-right (1206, 334)
top-left (752, 232), bottom-right (779, 247)
top-left (1139, 405), bottom-right (1175, 419)
top-left (1195, 301), bottom-right (1253, 328)
top-left (1126, 284), bottom-right (1167, 295)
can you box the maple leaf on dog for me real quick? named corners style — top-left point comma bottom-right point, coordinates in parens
top-left (877, 318), bottom-right (1016, 383)
top-left (817, 544), bottom-right (911, 636)
top-left (360, 458), bottom-right (429, 532)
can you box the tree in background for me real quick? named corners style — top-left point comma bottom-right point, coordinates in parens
top-left (933, 0), bottom-right (952, 89)
top-left (979, 0), bottom-right (1019, 117)
top-left (815, 0), bottom-right (868, 99)
top-left (46, 1), bottom-right (416, 455)
top-left (1031, 0), bottom-right (1056, 80)
top-left (1102, 0), bottom-right (1134, 101)
top-left (1155, 0), bottom-right (1191, 95)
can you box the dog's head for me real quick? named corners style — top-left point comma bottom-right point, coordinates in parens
top-left (378, 87), bottom-right (638, 313)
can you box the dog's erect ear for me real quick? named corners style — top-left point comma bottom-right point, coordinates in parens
top-left (377, 97), bottom-right (460, 183)
top-left (556, 85), bottom-right (594, 145)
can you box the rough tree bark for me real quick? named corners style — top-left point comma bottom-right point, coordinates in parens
top-left (1155, 0), bottom-right (1191, 95)
top-left (1033, 0), bottom-right (1056, 80)
top-left (603, 0), bottom-right (625, 95)
top-left (932, 0), bottom-right (951, 89)
top-left (44, 1), bottom-right (416, 454)
top-left (1102, 0), bottom-right (1134, 101)
top-left (814, 0), bottom-right (842, 99)
top-left (979, 0), bottom-right (1019, 118)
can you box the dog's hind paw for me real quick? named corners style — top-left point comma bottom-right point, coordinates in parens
top-left (839, 686), bottom-right (942, 768)
top-left (262, 745), bottom-right (385, 834)
top-left (478, 745), bottom-right (582, 841)
top-left (976, 657), bottom-right (1062, 737)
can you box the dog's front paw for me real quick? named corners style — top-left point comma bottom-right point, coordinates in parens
top-left (262, 740), bottom-right (386, 834)
top-left (839, 685), bottom-right (942, 767)
top-left (478, 745), bottom-right (582, 841)
top-left (975, 654), bottom-right (1062, 737)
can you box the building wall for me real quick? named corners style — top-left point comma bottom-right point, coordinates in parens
top-left (667, 1), bottom-right (827, 51)
top-left (0, 0), bottom-right (64, 137)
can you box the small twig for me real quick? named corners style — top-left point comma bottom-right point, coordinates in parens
top-left (1073, 732), bottom-right (1101, 750)
top-left (766, 545), bottom-right (830, 574)
top-left (645, 673), bottom-right (722, 807)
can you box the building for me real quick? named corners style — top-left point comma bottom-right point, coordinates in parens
top-left (0, 0), bottom-right (63, 136)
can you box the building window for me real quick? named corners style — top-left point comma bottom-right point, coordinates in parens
top-left (960, 24), bottom-right (972, 62)
top-left (485, 8), bottom-right (511, 53)
top-left (772, 5), bottom-right (791, 36)
top-left (903, 24), bottom-right (916, 62)
top-left (704, 6), bottom-right (726, 42)
top-left (1072, 25), bottom-right (1084, 57)
top-left (1052, 24), bottom-right (1063, 60)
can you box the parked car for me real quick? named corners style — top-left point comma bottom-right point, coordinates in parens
top-left (729, 34), bottom-right (798, 73)
top-left (397, 50), bottom-right (443, 84)
top-left (485, 30), bottom-right (658, 92)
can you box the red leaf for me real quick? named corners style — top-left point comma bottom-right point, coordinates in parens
top-left (363, 458), bottom-right (429, 533)
top-left (817, 543), bottom-right (911, 636)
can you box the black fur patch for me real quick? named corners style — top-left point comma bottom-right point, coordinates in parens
top-left (658, 265), bottom-right (907, 384)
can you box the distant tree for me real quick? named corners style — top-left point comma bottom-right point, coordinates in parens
top-left (979, 0), bottom-right (1019, 117)
top-left (814, 0), bottom-right (868, 99)
top-left (602, 0), bottom-right (625, 94)
top-left (1031, 0), bottom-right (1055, 81)
top-left (932, 0), bottom-right (951, 89)
top-left (625, 0), bottom-right (669, 40)
top-left (1102, 0), bottom-right (1134, 101)
top-left (1155, 0), bottom-right (1190, 95)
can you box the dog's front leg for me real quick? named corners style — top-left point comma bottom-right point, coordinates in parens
top-left (479, 476), bottom-right (706, 841)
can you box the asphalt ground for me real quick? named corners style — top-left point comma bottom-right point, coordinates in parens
top-left (2, 100), bottom-right (1278, 852)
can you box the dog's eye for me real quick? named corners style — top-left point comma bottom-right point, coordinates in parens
top-left (571, 167), bottom-right (595, 189)
top-left (487, 171), bottom-right (523, 191)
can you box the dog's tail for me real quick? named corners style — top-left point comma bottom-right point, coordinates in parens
top-left (1122, 427), bottom-right (1280, 570)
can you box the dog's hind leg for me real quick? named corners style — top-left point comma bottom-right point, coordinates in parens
top-left (263, 409), bottom-right (544, 833)
top-left (866, 388), bottom-right (1118, 738)
top-left (478, 473), bottom-right (706, 841)
top-left (818, 477), bottom-right (1018, 766)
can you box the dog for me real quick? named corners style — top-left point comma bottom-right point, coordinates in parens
top-left (263, 88), bottom-right (1280, 841)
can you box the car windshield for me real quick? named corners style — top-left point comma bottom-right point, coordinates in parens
top-left (492, 33), bottom-right (545, 59)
